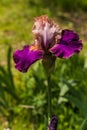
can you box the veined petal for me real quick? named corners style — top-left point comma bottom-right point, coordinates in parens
top-left (13, 45), bottom-right (44, 72)
top-left (32, 15), bottom-right (61, 50)
top-left (50, 29), bottom-right (82, 58)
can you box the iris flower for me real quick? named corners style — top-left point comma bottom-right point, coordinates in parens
top-left (49, 115), bottom-right (58, 130)
top-left (13, 15), bottom-right (82, 72)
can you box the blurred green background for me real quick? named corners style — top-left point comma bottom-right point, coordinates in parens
top-left (0, 0), bottom-right (87, 130)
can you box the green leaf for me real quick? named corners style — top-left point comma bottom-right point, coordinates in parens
top-left (0, 66), bottom-right (7, 76)
top-left (7, 46), bottom-right (15, 90)
top-left (62, 79), bottom-right (82, 100)
top-left (0, 74), bottom-right (10, 87)
top-left (0, 100), bottom-right (8, 108)
top-left (65, 94), bottom-right (82, 110)
top-left (0, 84), bottom-right (8, 106)
top-left (80, 117), bottom-right (87, 130)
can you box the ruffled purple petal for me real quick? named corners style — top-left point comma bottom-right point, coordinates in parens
top-left (13, 45), bottom-right (44, 72)
top-left (50, 29), bottom-right (82, 58)
top-left (49, 115), bottom-right (58, 130)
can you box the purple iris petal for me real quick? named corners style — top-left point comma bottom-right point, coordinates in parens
top-left (61, 29), bottom-right (79, 41)
top-left (49, 115), bottom-right (58, 130)
top-left (13, 45), bottom-right (44, 72)
top-left (50, 29), bottom-right (82, 58)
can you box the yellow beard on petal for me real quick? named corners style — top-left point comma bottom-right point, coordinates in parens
top-left (30, 45), bottom-right (39, 51)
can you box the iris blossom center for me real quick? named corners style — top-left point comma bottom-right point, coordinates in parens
top-left (13, 15), bottom-right (82, 72)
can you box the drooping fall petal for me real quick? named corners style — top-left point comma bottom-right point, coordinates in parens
top-left (13, 45), bottom-right (44, 72)
top-left (50, 29), bottom-right (82, 58)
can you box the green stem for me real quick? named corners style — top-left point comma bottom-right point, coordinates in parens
top-left (47, 76), bottom-right (52, 122)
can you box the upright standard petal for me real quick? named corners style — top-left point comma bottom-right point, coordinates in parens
top-left (49, 115), bottom-right (58, 130)
top-left (50, 29), bottom-right (82, 58)
top-left (32, 15), bottom-right (61, 50)
top-left (13, 45), bottom-right (43, 72)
